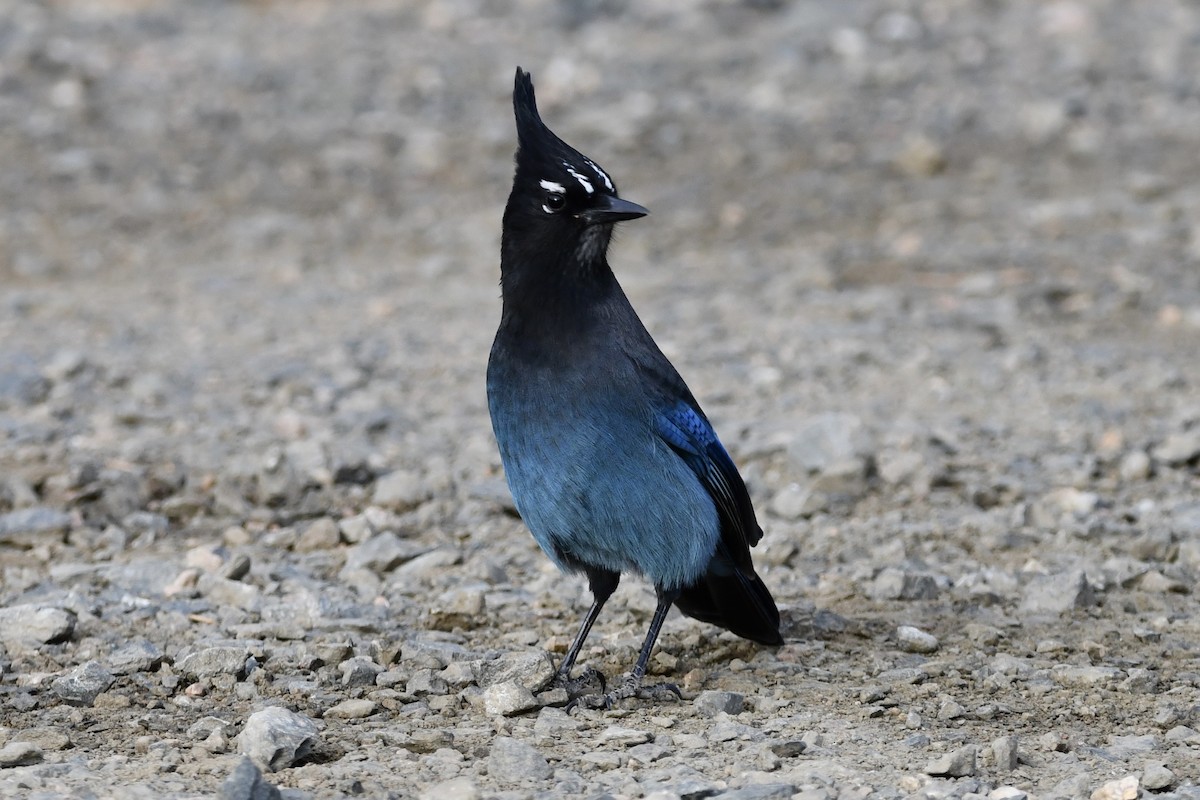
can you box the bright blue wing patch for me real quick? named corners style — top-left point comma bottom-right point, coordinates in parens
top-left (655, 403), bottom-right (712, 455)
top-left (654, 403), bottom-right (762, 553)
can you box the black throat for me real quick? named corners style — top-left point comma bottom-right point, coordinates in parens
top-left (498, 206), bottom-right (618, 338)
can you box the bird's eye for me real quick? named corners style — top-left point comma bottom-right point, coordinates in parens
top-left (542, 192), bottom-right (566, 214)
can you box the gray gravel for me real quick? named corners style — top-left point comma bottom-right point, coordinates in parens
top-left (2, 0), bottom-right (1200, 798)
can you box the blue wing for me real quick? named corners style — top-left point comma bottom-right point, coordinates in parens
top-left (655, 402), bottom-right (763, 563)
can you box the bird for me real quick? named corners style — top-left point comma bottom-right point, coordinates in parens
top-left (487, 67), bottom-right (783, 709)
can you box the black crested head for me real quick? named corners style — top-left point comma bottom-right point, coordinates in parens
top-left (502, 68), bottom-right (648, 287)
top-left (512, 68), bottom-right (616, 198)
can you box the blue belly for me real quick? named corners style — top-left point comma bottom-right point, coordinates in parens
top-left (489, 378), bottom-right (720, 590)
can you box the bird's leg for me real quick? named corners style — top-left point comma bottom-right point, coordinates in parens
top-left (570, 586), bottom-right (683, 710)
top-left (549, 570), bottom-right (618, 698)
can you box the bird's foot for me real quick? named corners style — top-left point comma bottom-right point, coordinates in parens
top-left (566, 673), bottom-right (682, 712)
top-left (549, 666), bottom-right (606, 699)
top-left (635, 681), bottom-right (684, 703)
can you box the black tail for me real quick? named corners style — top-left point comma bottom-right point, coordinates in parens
top-left (675, 564), bottom-right (783, 646)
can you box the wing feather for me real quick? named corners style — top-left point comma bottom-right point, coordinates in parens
top-left (654, 403), bottom-right (762, 565)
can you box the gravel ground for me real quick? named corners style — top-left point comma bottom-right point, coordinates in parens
top-left (2, 1), bottom-right (1200, 798)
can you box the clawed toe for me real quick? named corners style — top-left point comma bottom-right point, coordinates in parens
top-left (550, 666), bottom-right (607, 699)
top-left (636, 682), bottom-right (682, 702)
top-left (565, 674), bottom-right (682, 712)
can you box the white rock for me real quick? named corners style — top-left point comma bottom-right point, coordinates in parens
top-left (483, 680), bottom-right (538, 716)
top-left (990, 788), bottom-right (1026, 800)
top-left (0, 741), bottom-right (42, 767)
top-left (1090, 775), bottom-right (1138, 800)
top-left (897, 625), bottom-right (940, 653)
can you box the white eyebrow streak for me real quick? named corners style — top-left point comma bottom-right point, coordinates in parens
top-left (563, 162), bottom-right (594, 194)
top-left (539, 179), bottom-right (566, 193)
top-left (584, 158), bottom-right (614, 191)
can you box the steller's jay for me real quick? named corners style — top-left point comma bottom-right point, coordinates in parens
top-left (487, 68), bottom-right (782, 708)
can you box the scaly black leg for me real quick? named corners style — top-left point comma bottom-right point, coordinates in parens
top-left (549, 569), bottom-right (618, 698)
top-left (569, 586), bottom-right (683, 711)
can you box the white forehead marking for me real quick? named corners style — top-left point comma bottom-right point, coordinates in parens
top-left (563, 162), bottom-right (594, 194)
top-left (584, 158), bottom-right (614, 192)
top-left (539, 179), bottom-right (566, 193)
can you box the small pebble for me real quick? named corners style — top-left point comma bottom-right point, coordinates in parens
top-left (693, 689), bottom-right (745, 716)
top-left (1119, 451), bottom-right (1151, 481)
top-left (993, 735), bottom-right (1019, 771)
top-left (406, 730), bottom-right (454, 754)
top-left (296, 518), bottom-right (341, 552)
top-left (599, 725), bottom-right (652, 746)
top-left (478, 650), bottom-right (555, 690)
top-left (925, 744), bottom-right (976, 777)
top-left (340, 656), bottom-right (384, 687)
top-left (16, 728), bottom-right (72, 751)
top-left (372, 469), bottom-right (430, 510)
top-left (51, 660), bottom-right (115, 706)
top-left (323, 699), bottom-right (377, 719)
top-left (109, 639), bottom-right (164, 675)
top-left (938, 700), bottom-right (966, 720)
top-left (897, 625), bottom-right (940, 653)
top-left (487, 736), bottom-right (551, 785)
top-left (628, 743), bottom-right (669, 764)
top-left (178, 646), bottom-right (251, 679)
top-left (990, 788), bottom-right (1027, 800)
top-left (769, 740), bottom-right (807, 758)
top-left (406, 669), bottom-right (449, 696)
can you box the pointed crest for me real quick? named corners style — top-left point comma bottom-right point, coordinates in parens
top-left (513, 67), bottom-right (551, 151)
top-left (512, 67), bottom-right (578, 168)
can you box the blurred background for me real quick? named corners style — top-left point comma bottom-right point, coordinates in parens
top-left (2, 1), bottom-right (1200, 795)
top-left (3, 0), bottom-right (1199, 515)
top-left (5, 0), bottom-right (1200, 292)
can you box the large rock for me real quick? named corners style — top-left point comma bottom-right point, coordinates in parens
top-left (0, 605), bottom-right (76, 650)
top-left (238, 707), bottom-right (323, 772)
top-left (177, 645), bottom-right (251, 679)
top-left (1019, 570), bottom-right (1096, 615)
top-left (51, 660), bottom-right (115, 706)
top-left (478, 650), bottom-right (555, 691)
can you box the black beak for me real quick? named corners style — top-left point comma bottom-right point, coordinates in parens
top-left (580, 195), bottom-right (649, 226)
